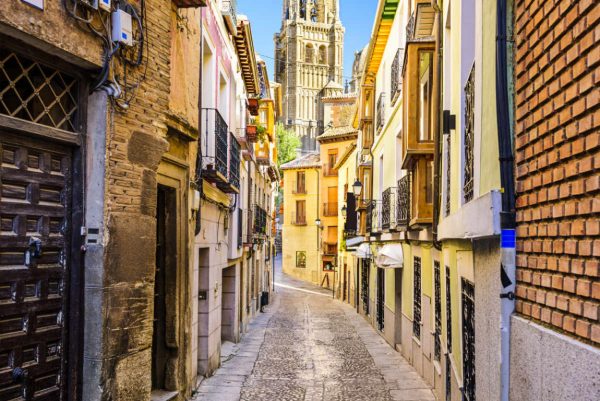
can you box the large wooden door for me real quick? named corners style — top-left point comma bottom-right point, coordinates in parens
top-left (0, 133), bottom-right (73, 400)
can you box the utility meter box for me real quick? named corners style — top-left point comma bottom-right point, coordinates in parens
top-left (99, 0), bottom-right (111, 12)
top-left (112, 9), bottom-right (133, 46)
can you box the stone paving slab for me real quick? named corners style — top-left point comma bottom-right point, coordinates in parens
top-left (193, 257), bottom-right (435, 401)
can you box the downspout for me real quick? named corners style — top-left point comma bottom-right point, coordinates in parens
top-left (496, 0), bottom-right (516, 400)
top-left (432, 1), bottom-right (443, 250)
top-left (195, 6), bottom-right (205, 236)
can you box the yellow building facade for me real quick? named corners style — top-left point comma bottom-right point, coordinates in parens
top-left (281, 154), bottom-right (321, 283)
top-left (337, 2), bottom-right (507, 401)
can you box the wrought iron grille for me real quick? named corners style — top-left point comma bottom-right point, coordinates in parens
top-left (370, 200), bottom-right (382, 235)
top-left (446, 266), bottom-right (452, 353)
top-left (376, 268), bottom-right (385, 332)
top-left (237, 208), bottom-right (243, 248)
top-left (361, 258), bottom-right (370, 315)
top-left (382, 187), bottom-right (396, 230)
top-left (254, 204), bottom-right (267, 236)
top-left (434, 261), bottom-right (442, 361)
top-left (376, 93), bottom-right (386, 132)
top-left (406, 13), bottom-right (416, 41)
top-left (230, 133), bottom-right (241, 190)
top-left (446, 266), bottom-right (452, 401)
top-left (366, 201), bottom-right (373, 233)
top-left (463, 64), bottom-right (475, 203)
top-left (0, 47), bottom-right (80, 132)
top-left (445, 134), bottom-right (451, 216)
top-left (397, 175), bottom-right (410, 228)
top-left (391, 48), bottom-right (403, 102)
top-left (413, 256), bottom-right (422, 339)
top-left (446, 356), bottom-right (452, 401)
top-left (461, 278), bottom-right (475, 401)
top-left (202, 108), bottom-right (229, 179)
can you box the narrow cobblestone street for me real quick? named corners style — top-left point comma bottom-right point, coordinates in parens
top-left (193, 257), bottom-right (435, 401)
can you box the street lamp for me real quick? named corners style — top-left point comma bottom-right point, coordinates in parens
top-left (352, 179), bottom-right (363, 197)
top-left (315, 217), bottom-right (322, 227)
top-left (341, 204), bottom-right (347, 217)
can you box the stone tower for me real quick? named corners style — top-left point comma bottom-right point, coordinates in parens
top-left (275, 0), bottom-right (345, 152)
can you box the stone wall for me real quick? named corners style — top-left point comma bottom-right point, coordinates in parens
top-left (514, 0), bottom-right (599, 346)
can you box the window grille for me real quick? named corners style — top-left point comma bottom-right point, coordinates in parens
top-left (391, 48), bottom-right (403, 102)
top-left (434, 261), bottom-right (442, 361)
top-left (461, 278), bottom-right (475, 401)
top-left (376, 268), bottom-right (385, 332)
top-left (376, 92), bottom-right (385, 132)
top-left (463, 64), bottom-right (475, 203)
top-left (413, 256), bottom-right (422, 339)
top-left (0, 47), bottom-right (80, 132)
top-left (361, 258), bottom-right (370, 315)
top-left (397, 174), bottom-right (410, 228)
top-left (445, 134), bottom-right (451, 216)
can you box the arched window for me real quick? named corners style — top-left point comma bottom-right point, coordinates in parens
top-left (300, 0), bottom-right (307, 19)
top-left (305, 44), bottom-right (314, 63)
top-left (319, 45), bottom-right (327, 64)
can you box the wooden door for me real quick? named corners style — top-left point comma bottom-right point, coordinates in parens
top-left (0, 133), bottom-right (73, 400)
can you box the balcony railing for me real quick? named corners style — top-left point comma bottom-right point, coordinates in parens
top-left (254, 204), bottom-right (268, 236)
top-left (397, 175), bottom-right (410, 229)
top-left (291, 181), bottom-right (307, 194)
top-left (256, 141), bottom-right (270, 165)
top-left (369, 200), bottom-right (382, 235)
top-left (324, 242), bottom-right (338, 256)
top-left (291, 213), bottom-right (307, 226)
top-left (221, 0), bottom-right (237, 33)
top-left (229, 133), bottom-right (240, 191)
top-left (391, 48), bottom-right (403, 103)
top-left (463, 64), bottom-right (475, 204)
top-left (382, 187), bottom-right (399, 231)
top-left (323, 165), bottom-right (338, 177)
top-left (323, 202), bottom-right (338, 217)
top-left (201, 108), bottom-right (230, 186)
top-left (376, 93), bottom-right (386, 132)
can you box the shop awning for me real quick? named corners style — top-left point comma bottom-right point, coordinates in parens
top-left (375, 244), bottom-right (404, 268)
top-left (353, 243), bottom-right (372, 259)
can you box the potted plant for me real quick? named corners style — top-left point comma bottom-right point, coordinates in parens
top-left (246, 124), bottom-right (258, 142)
top-left (256, 124), bottom-right (268, 143)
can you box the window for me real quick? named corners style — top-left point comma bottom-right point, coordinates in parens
top-left (413, 256), bottom-right (422, 339)
top-left (300, 0), bottom-right (307, 19)
top-left (462, 278), bottom-right (475, 401)
top-left (296, 171), bottom-right (306, 193)
top-left (295, 200), bottom-right (306, 224)
top-left (426, 160), bottom-right (433, 204)
top-left (296, 251), bottom-right (306, 268)
top-left (305, 44), bottom-right (314, 63)
top-left (319, 45), bottom-right (327, 64)
top-left (434, 261), bottom-right (441, 361)
top-left (418, 51), bottom-right (433, 142)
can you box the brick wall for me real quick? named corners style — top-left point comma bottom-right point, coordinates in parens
top-left (514, 0), bottom-right (599, 345)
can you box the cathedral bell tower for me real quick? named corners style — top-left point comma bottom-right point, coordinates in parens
top-left (275, 0), bottom-right (345, 153)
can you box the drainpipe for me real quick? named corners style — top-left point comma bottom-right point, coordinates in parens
top-left (195, 6), bottom-right (205, 236)
top-left (496, 0), bottom-right (516, 400)
top-left (432, 1), bottom-right (443, 251)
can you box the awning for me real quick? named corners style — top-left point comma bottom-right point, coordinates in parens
top-left (353, 243), bottom-right (372, 259)
top-left (346, 236), bottom-right (365, 249)
top-left (375, 244), bottom-right (404, 268)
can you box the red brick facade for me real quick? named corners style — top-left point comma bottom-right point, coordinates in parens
top-left (514, 0), bottom-right (599, 345)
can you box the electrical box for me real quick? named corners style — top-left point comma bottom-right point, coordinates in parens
top-left (111, 9), bottom-right (133, 46)
top-left (99, 0), bottom-right (111, 12)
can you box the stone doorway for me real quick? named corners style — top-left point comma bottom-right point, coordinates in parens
top-left (153, 185), bottom-right (177, 390)
top-left (221, 265), bottom-right (237, 343)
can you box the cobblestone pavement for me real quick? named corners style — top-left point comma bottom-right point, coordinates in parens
top-left (193, 257), bottom-right (435, 401)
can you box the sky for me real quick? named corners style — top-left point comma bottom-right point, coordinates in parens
top-left (237, 0), bottom-right (378, 84)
